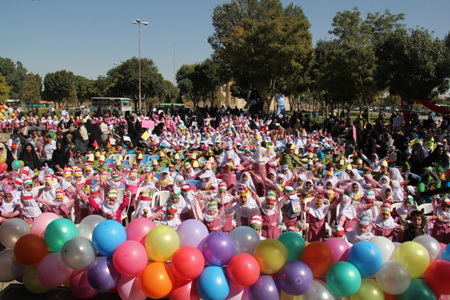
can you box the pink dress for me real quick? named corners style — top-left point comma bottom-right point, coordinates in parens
top-left (262, 213), bottom-right (280, 239)
top-left (372, 225), bottom-right (396, 240)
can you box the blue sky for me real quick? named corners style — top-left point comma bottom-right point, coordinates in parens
top-left (1, 0), bottom-right (449, 84)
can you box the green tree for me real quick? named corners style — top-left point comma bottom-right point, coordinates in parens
top-left (209, 0), bottom-right (313, 106)
top-left (107, 57), bottom-right (164, 107)
top-left (376, 28), bottom-right (450, 104)
top-left (43, 70), bottom-right (76, 107)
top-left (0, 76), bottom-right (11, 102)
top-left (0, 57), bottom-right (28, 99)
top-left (176, 64), bottom-right (196, 105)
top-left (21, 73), bottom-right (41, 105)
top-left (67, 82), bottom-right (78, 105)
top-left (160, 80), bottom-right (179, 104)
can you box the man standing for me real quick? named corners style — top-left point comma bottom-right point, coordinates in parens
top-left (276, 92), bottom-right (286, 118)
top-left (41, 133), bottom-right (56, 167)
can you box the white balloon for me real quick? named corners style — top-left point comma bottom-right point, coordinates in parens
top-left (302, 280), bottom-right (336, 300)
top-left (413, 235), bottom-right (441, 262)
top-left (0, 218), bottom-right (30, 249)
top-left (0, 250), bottom-right (26, 282)
top-left (369, 236), bottom-right (395, 263)
top-left (78, 215), bottom-right (105, 241)
top-left (376, 261), bottom-right (411, 295)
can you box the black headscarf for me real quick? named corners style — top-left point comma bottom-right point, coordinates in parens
top-left (19, 143), bottom-right (42, 170)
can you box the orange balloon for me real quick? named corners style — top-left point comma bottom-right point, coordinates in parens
top-left (14, 234), bottom-right (48, 265)
top-left (140, 262), bottom-right (175, 299)
top-left (301, 242), bottom-right (333, 277)
top-left (384, 292), bottom-right (398, 300)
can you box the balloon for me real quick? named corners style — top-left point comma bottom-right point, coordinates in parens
top-left (117, 275), bottom-right (147, 300)
top-left (302, 280), bottom-right (336, 300)
top-left (325, 237), bottom-right (350, 264)
top-left (226, 253), bottom-right (260, 287)
top-left (278, 232), bottom-right (306, 262)
top-left (254, 238), bottom-right (287, 274)
top-left (145, 225), bottom-right (180, 262)
top-left (126, 217), bottom-right (155, 244)
top-left (112, 240), bottom-right (148, 276)
top-left (0, 250), bottom-right (26, 282)
top-left (177, 219), bottom-right (209, 248)
top-left (20, 160), bottom-right (25, 167)
top-left (376, 261), bottom-right (411, 295)
top-left (31, 212), bottom-right (60, 237)
top-left (442, 244), bottom-right (450, 262)
top-left (61, 236), bottom-right (96, 270)
top-left (88, 256), bottom-right (120, 291)
top-left (197, 266), bottom-right (230, 300)
top-left (170, 278), bottom-right (200, 300)
top-left (171, 246), bottom-right (205, 280)
top-left (0, 218), bottom-right (30, 249)
top-left (92, 220), bottom-right (127, 256)
top-left (369, 236), bottom-right (395, 263)
top-left (350, 279), bottom-right (384, 300)
top-left (140, 262), bottom-right (175, 299)
top-left (0, 162), bottom-right (7, 172)
top-left (301, 242), bottom-right (333, 277)
top-left (278, 261), bottom-right (313, 295)
top-left (37, 253), bottom-right (73, 288)
top-left (424, 260), bottom-right (450, 295)
top-left (392, 241), bottom-right (430, 277)
top-left (249, 275), bottom-right (279, 300)
top-left (202, 232), bottom-right (236, 266)
top-left (14, 234), bottom-right (48, 265)
top-left (413, 235), bottom-right (442, 262)
top-left (11, 160), bottom-right (21, 170)
top-left (398, 278), bottom-right (436, 300)
top-left (78, 215), bottom-right (105, 241)
top-left (230, 226), bottom-right (260, 254)
top-left (70, 269), bottom-right (98, 299)
top-left (23, 266), bottom-right (49, 294)
top-left (348, 241), bottom-right (382, 278)
top-left (326, 262), bottom-right (362, 297)
top-left (44, 218), bottom-right (78, 252)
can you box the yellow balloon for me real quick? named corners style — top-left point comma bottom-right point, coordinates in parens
top-left (23, 266), bottom-right (50, 294)
top-left (0, 157), bottom-right (5, 162)
top-left (392, 241), bottom-right (430, 277)
top-left (145, 225), bottom-right (180, 262)
top-left (254, 239), bottom-right (287, 274)
top-left (350, 279), bottom-right (384, 300)
top-left (280, 290), bottom-right (302, 300)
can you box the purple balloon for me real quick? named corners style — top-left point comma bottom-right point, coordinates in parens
top-left (278, 261), bottom-right (313, 295)
top-left (87, 256), bottom-right (120, 291)
top-left (250, 275), bottom-right (279, 300)
top-left (177, 219), bottom-right (209, 248)
top-left (202, 232), bottom-right (236, 266)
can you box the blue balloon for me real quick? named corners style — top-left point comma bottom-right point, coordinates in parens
top-left (348, 241), bottom-right (382, 278)
top-left (197, 266), bottom-right (230, 300)
top-left (202, 232), bottom-right (236, 266)
top-left (87, 256), bottom-right (120, 291)
top-left (442, 244), bottom-right (450, 262)
top-left (92, 220), bottom-right (126, 256)
top-left (249, 275), bottom-right (279, 300)
top-left (278, 261), bottom-right (313, 295)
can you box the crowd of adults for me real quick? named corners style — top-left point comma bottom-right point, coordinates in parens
top-left (1, 101), bottom-right (450, 246)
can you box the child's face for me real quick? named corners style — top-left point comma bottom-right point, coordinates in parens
top-left (130, 174), bottom-right (137, 181)
top-left (268, 173), bottom-right (275, 181)
top-left (352, 184), bottom-right (359, 193)
top-left (385, 189), bottom-right (391, 197)
top-left (266, 202), bottom-right (275, 209)
top-left (25, 184), bottom-right (33, 192)
top-left (108, 199), bottom-right (116, 206)
top-left (277, 177), bottom-right (284, 184)
top-left (56, 196), bottom-right (64, 203)
top-left (305, 182), bottom-right (312, 190)
top-left (381, 178), bottom-right (388, 185)
top-left (405, 201), bottom-right (412, 208)
top-left (381, 213), bottom-right (390, 221)
top-left (442, 204), bottom-right (449, 212)
top-left (326, 182), bottom-right (332, 190)
top-left (45, 182), bottom-right (51, 190)
top-left (252, 226), bottom-right (261, 234)
top-left (315, 201), bottom-right (323, 208)
top-left (412, 215), bottom-right (423, 228)
top-left (357, 226), bottom-right (367, 235)
top-left (207, 209), bottom-right (217, 216)
top-left (5, 194), bottom-right (12, 202)
top-left (172, 197), bottom-right (180, 204)
top-left (167, 212), bottom-right (175, 220)
top-left (242, 174), bottom-right (248, 182)
top-left (240, 196), bottom-right (248, 205)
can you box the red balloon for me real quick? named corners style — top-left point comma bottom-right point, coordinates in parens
top-left (384, 292), bottom-right (398, 300)
top-left (301, 242), bottom-right (333, 277)
top-left (0, 162), bottom-right (7, 173)
top-left (169, 278), bottom-right (200, 300)
top-left (70, 269), bottom-right (98, 299)
top-left (226, 253), bottom-right (260, 287)
top-left (14, 234), bottom-right (48, 265)
top-left (171, 246), bottom-right (205, 280)
top-left (424, 260), bottom-right (450, 295)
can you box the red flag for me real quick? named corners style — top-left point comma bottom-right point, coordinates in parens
top-left (92, 140), bottom-right (98, 147)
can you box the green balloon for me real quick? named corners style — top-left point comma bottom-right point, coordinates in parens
top-left (44, 218), bottom-right (78, 252)
top-left (11, 160), bottom-right (21, 170)
top-left (326, 262), bottom-right (362, 297)
top-left (418, 182), bottom-right (426, 193)
top-left (398, 278), bottom-right (436, 300)
top-left (277, 232), bottom-right (306, 262)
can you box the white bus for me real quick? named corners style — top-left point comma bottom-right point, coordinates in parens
top-left (91, 97), bottom-right (133, 114)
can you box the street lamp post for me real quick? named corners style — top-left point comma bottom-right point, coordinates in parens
top-left (132, 18), bottom-right (148, 112)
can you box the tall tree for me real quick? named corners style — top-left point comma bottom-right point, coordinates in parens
top-left (21, 73), bottom-right (41, 105)
top-left (43, 70), bottom-right (76, 107)
top-left (67, 82), bottom-right (78, 105)
top-left (0, 76), bottom-right (10, 102)
top-left (160, 80), bottom-right (179, 104)
top-left (0, 57), bottom-right (28, 99)
top-left (209, 0), bottom-right (313, 105)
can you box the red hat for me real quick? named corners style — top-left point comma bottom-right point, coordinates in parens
top-left (182, 184), bottom-right (191, 192)
top-left (166, 204), bottom-right (177, 214)
top-left (332, 226), bottom-right (345, 237)
top-left (380, 202), bottom-right (392, 214)
top-left (219, 182), bottom-right (227, 192)
top-left (139, 191), bottom-right (152, 201)
top-left (250, 214), bottom-right (263, 228)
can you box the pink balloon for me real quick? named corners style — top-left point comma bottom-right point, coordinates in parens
top-left (126, 218), bottom-right (155, 244)
top-left (117, 275), bottom-right (147, 300)
top-left (31, 213), bottom-right (60, 237)
top-left (324, 238), bottom-right (350, 264)
top-left (227, 283), bottom-right (250, 300)
top-left (37, 253), bottom-right (72, 288)
top-left (112, 241), bottom-right (148, 276)
top-left (70, 269), bottom-right (98, 299)
top-left (169, 278), bottom-right (200, 300)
